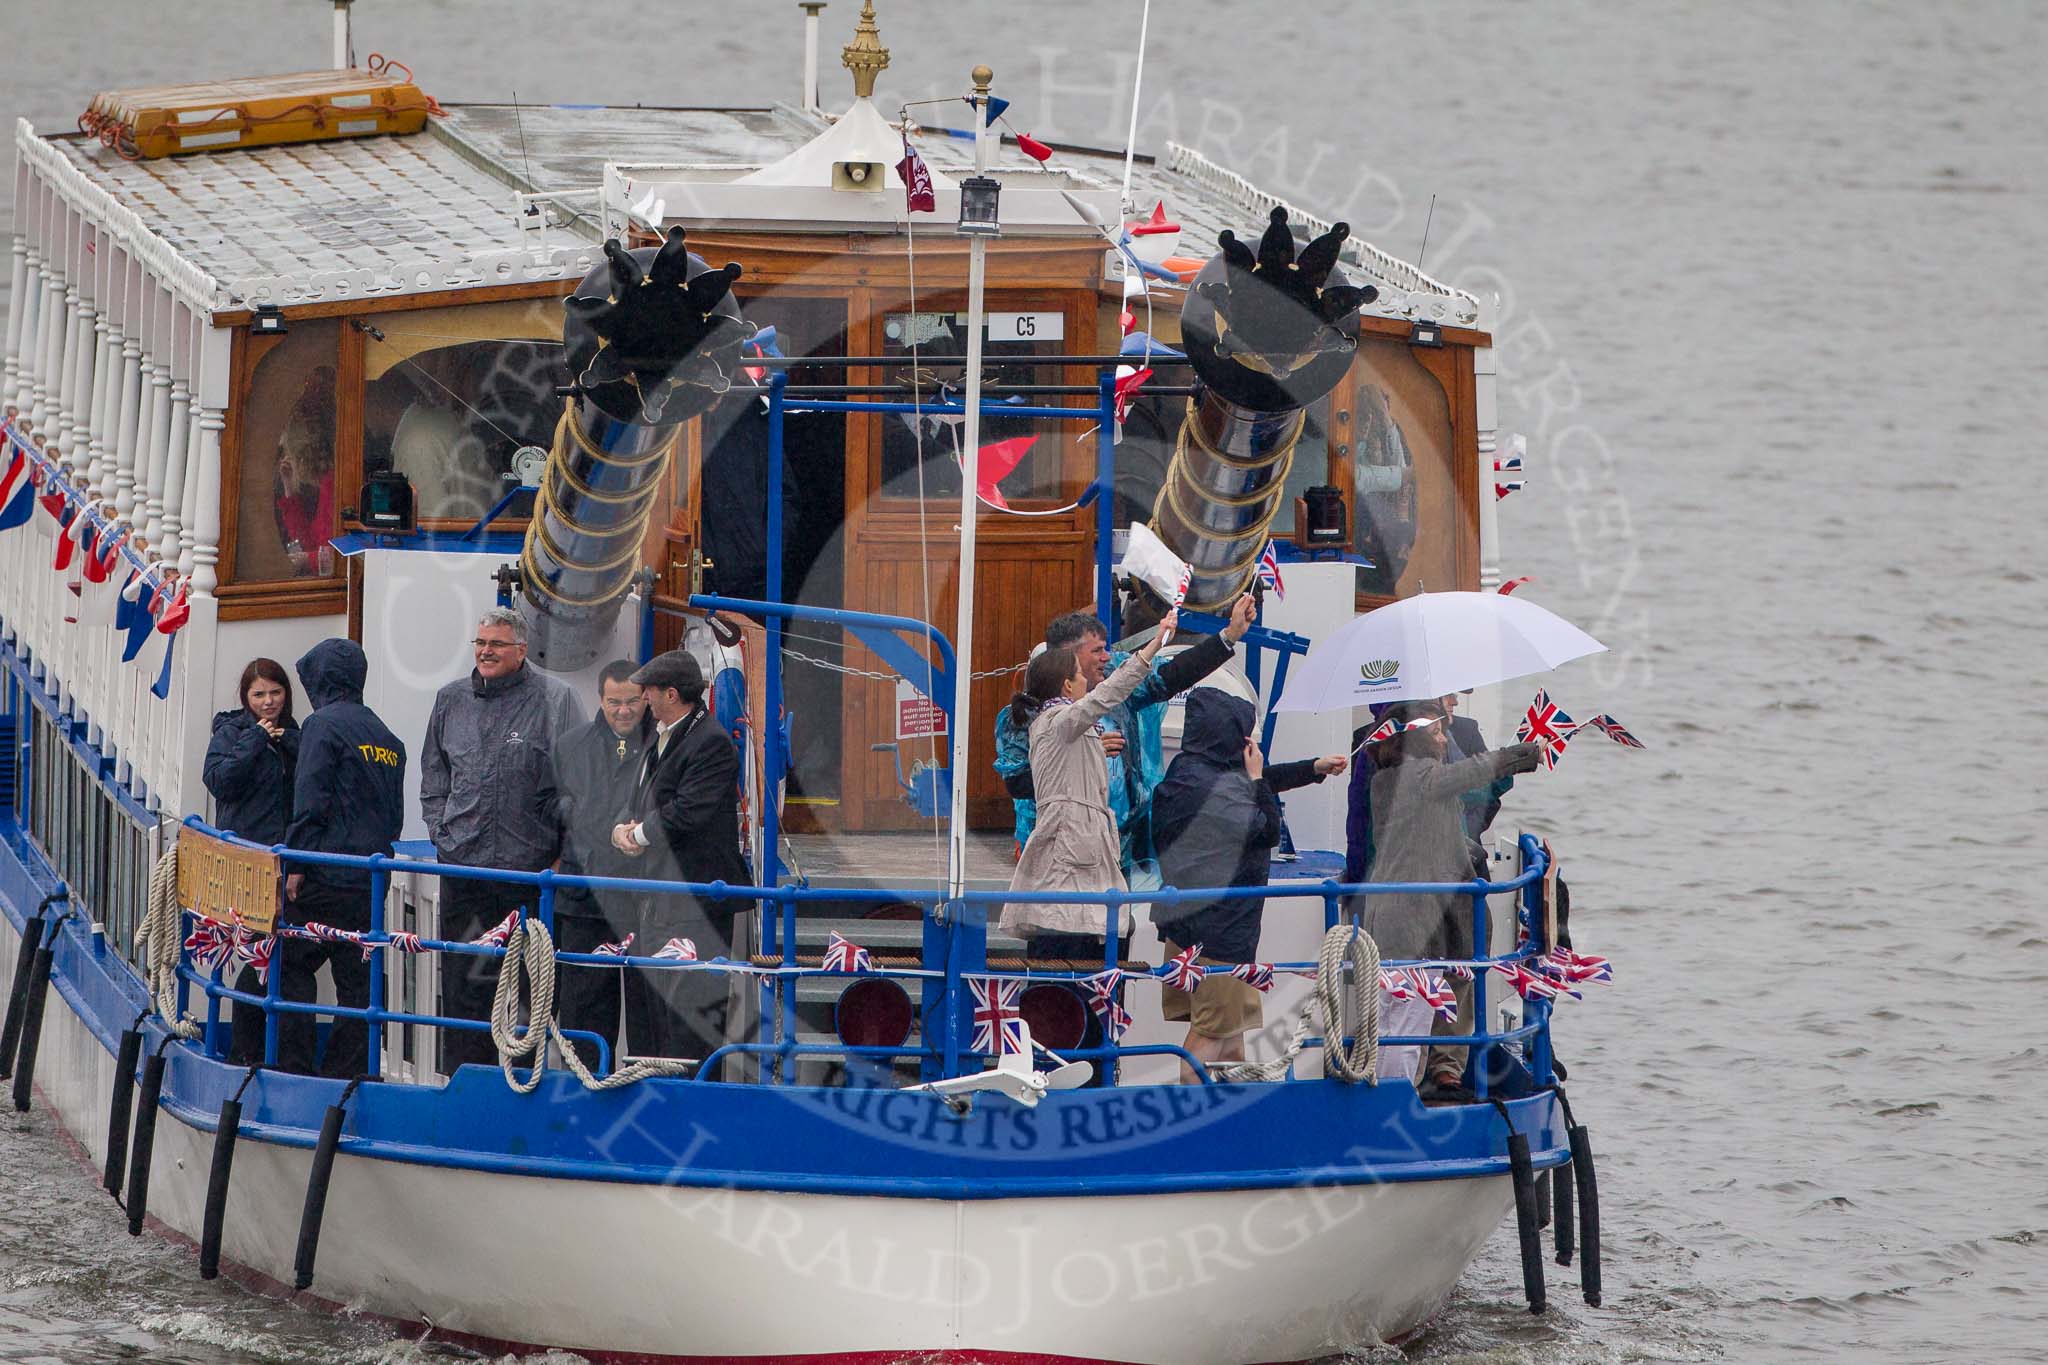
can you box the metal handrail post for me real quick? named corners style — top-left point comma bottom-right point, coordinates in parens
top-left (777, 884), bottom-right (798, 1086)
top-left (263, 926), bottom-right (284, 1067)
top-left (366, 858), bottom-right (387, 1082)
top-left (762, 371), bottom-right (788, 891)
top-left (1519, 835), bottom-right (1555, 1085)
top-left (1094, 370), bottom-right (1115, 632)
top-left (1470, 881), bottom-right (1490, 1099)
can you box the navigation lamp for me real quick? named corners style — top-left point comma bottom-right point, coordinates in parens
top-left (957, 175), bottom-right (1002, 237)
top-left (252, 303), bottom-right (288, 335)
top-left (835, 977), bottom-right (914, 1050)
top-left (1296, 485), bottom-right (1347, 549)
top-left (1409, 318), bottom-right (1443, 348)
top-left (1018, 983), bottom-right (1088, 1051)
top-left (357, 469), bottom-right (416, 533)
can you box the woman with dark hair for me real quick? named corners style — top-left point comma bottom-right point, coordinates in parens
top-left (1354, 698), bottom-right (1540, 1097)
top-left (203, 659), bottom-right (301, 1066)
top-left (999, 615), bottom-right (1177, 960)
top-left (204, 659), bottom-right (300, 845)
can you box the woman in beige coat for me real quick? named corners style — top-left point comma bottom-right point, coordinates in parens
top-left (1000, 611), bottom-right (1177, 955)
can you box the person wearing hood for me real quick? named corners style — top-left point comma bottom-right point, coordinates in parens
top-left (544, 658), bottom-right (654, 1069)
top-left (279, 638), bottom-right (407, 1078)
top-left (1151, 688), bottom-right (1345, 1082)
top-left (420, 607), bottom-right (582, 1072)
top-left (204, 658), bottom-right (300, 1066)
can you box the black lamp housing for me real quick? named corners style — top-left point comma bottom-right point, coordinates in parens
top-left (957, 176), bottom-right (1002, 237)
top-left (251, 303), bottom-right (289, 336)
top-left (1296, 484), bottom-right (1348, 548)
top-left (357, 470), bottom-right (416, 533)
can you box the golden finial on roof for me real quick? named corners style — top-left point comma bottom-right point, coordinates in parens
top-left (841, 0), bottom-right (890, 100)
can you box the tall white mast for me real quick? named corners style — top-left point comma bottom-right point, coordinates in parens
top-left (945, 64), bottom-right (994, 902)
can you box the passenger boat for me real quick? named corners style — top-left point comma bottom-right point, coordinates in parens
top-left (0, 4), bottom-right (1603, 1360)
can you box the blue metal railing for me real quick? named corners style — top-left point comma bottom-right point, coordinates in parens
top-left (176, 817), bottom-right (1556, 1096)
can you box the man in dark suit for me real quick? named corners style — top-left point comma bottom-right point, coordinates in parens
top-left (546, 659), bottom-right (654, 1070)
top-left (610, 649), bottom-right (750, 1061)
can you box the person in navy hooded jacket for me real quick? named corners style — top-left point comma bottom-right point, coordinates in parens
top-left (276, 639), bottom-right (406, 1077)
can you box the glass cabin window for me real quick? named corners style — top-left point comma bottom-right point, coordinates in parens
top-left (360, 299), bottom-right (569, 525)
top-left (234, 319), bottom-right (343, 582)
top-left (1350, 336), bottom-right (1456, 598)
top-left (877, 309), bottom-right (1069, 504)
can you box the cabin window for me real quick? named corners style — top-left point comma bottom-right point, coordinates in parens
top-left (233, 319), bottom-right (344, 583)
top-left (876, 309), bottom-right (1068, 504)
top-left (360, 298), bottom-right (569, 526)
top-left (1350, 336), bottom-right (1457, 598)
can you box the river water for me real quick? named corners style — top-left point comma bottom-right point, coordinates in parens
top-left (3, 1), bottom-right (2043, 1361)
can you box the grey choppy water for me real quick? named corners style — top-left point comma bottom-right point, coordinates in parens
top-left (4, 1), bottom-right (2044, 1361)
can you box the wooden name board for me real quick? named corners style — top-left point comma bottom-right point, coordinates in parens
top-left (177, 827), bottom-right (282, 934)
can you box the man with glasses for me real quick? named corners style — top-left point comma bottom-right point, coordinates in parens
top-left (420, 606), bottom-right (581, 1071)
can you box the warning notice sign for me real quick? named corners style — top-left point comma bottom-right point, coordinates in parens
top-left (896, 679), bottom-right (948, 739)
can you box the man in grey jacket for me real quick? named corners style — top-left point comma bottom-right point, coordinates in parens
top-left (420, 606), bottom-right (582, 1071)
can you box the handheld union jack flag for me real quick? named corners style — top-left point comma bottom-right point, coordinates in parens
top-left (822, 931), bottom-right (874, 974)
top-left (1171, 560), bottom-right (1192, 608)
top-left (1255, 540), bottom-right (1286, 601)
top-left (1228, 961), bottom-right (1276, 993)
top-left (653, 937), bottom-right (698, 961)
top-left (1572, 713), bottom-right (1645, 750)
top-left (1157, 943), bottom-right (1208, 992)
top-left (1516, 689), bottom-right (1575, 770)
top-left (1497, 575), bottom-right (1533, 596)
top-left (1085, 969), bottom-right (1131, 1043)
top-left (968, 977), bottom-right (1026, 1055)
top-left (595, 933), bottom-right (636, 957)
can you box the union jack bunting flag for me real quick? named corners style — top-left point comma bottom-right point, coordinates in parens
top-left (1542, 946), bottom-right (1613, 984)
top-left (1085, 969), bottom-right (1131, 1043)
top-left (1379, 967), bottom-right (1458, 1023)
top-left (370, 931), bottom-right (425, 960)
top-left (653, 937), bottom-right (698, 961)
top-left (1228, 961), bottom-right (1276, 993)
top-left (1112, 364), bottom-right (1152, 430)
top-left (1157, 943), bottom-right (1208, 992)
top-left (1516, 689), bottom-right (1575, 770)
top-left (182, 919), bottom-right (240, 976)
top-left (595, 933), bottom-right (636, 957)
top-left (822, 931), bottom-right (874, 974)
top-left (1497, 575), bottom-right (1533, 596)
top-left (1255, 540), bottom-right (1286, 601)
top-left (1495, 478), bottom-right (1525, 502)
top-left (968, 977), bottom-right (1026, 1055)
top-left (1573, 713), bottom-right (1646, 750)
top-left (1493, 961), bottom-right (1578, 1002)
top-left (472, 911), bottom-right (519, 947)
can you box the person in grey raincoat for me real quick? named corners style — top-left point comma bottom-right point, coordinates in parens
top-left (998, 611), bottom-right (1176, 953)
top-left (1351, 699), bottom-right (1541, 1097)
top-left (419, 606), bottom-right (581, 1071)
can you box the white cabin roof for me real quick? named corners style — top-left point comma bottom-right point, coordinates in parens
top-left (21, 99), bottom-right (1478, 326)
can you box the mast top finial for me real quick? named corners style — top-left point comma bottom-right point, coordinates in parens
top-left (841, 0), bottom-right (889, 100)
top-left (971, 65), bottom-right (994, 95)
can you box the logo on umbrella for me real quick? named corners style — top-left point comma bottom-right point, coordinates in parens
top-left (1358, 659), bottom-right (1400, 684)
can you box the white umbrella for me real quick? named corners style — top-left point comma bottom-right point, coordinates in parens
top-left (1273, 591), bottom-right (1606, 711)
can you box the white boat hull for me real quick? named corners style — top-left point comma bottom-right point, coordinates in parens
top-left (8, 924), bottom-right (1512, 1363)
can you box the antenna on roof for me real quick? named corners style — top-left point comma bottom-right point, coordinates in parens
top-left (511, 89), bottom-right (538, 196)
top-left (1416, 193), bottom-right (1437, 269)
top-left (1119, 0), bottom-right (1154, 215)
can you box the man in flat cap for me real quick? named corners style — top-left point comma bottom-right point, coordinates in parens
top-left (610, 648), bottom-right (751, 1062)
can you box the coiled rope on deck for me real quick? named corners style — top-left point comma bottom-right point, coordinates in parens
top-left (138, 843), bottom-right (202, 1040)
top-left (1213, 923), bottom-right (1378, 1083)
top-left (489, 916), bottom-right (692, 1092)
